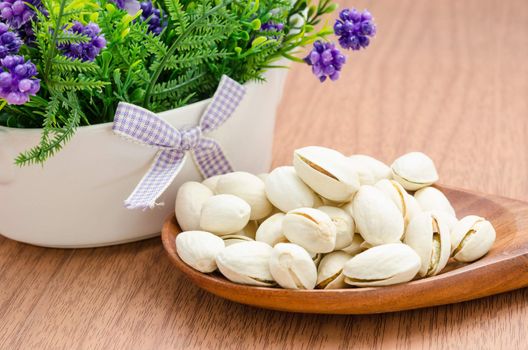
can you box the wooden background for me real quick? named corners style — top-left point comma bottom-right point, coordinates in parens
top-left (1, 0), bottom-right (527, 348)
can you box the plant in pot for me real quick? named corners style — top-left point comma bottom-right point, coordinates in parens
top-left (0, 0), bottom-right (375, 247)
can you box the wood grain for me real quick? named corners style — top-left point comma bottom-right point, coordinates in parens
top-left (162, 186), bottom-right (528, 314)
top-left (1, 0), bottom-right (528, 348)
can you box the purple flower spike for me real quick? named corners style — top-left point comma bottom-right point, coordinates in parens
top-left (0, 54), bottom-right (40, 105)
top-left (334, 8), bottom-right (376, 50)
top-left (0, 0), bottom-right (42, 41)
top-left (0, 23), bottom-right (22, 58)
top-left (58, 21), bottom-right (106, 62)
top-left (140, 1), bottom-right (166, 35)
top-left (304, 41), bottom-right (346, 82)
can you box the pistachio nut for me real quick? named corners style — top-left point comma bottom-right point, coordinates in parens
top-left (317, 206), bottom-right (355, 250)
top-left (200, 194), bottom-right (251, 236)
top-left (257, 173), bottom-right (268, 182)
top-left (341, 201), bottom-right (359, 233)
top-left (269, 243), bottom-right (317, 289)
top-left (202, 175), bottom-right (221, 193)
top-left (348, 154), bottom-right (392, 185)
top-left (316, 251), bottom-right (352, 289)
top-left (403, 212), bottom-right (451, 277)
top-left (215, 171), bottom-right (273, 220)
top-left (311, 252), bottom-right (323, 266)
top-left (391, 152), bottom-right (439, 191)
top-left (352, 185), bottom-right (405, 245)
top-left (255, 213), bottom-right (288, 246)
top-left (343, 243), bottom-right (421, 287)
top-left (175, 181), bottom-right (214, 231)
top-left (216, 241), bottom-right (275, 286)
top-left (293, 146), bottom-right (360, 202)
top-left (340, 234), bottom-right (366, 255)
top-left (282, 207), bottom-right (337, 253)
top-left (450, 215), bottom-right (496, 262)
top-left (374, 179), bottom-right (422, 226)
top-left (175, 231), bottom-right (225, 273)
top-left (222, 234), bottom-right (254, 247)
top-left (265, 166), bottom-right (320, 212)
top-left (414, 186), bottom-right (456, 218)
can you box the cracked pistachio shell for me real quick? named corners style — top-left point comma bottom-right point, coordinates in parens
top-left (316, 251), bottom-right (352, 289)
top-left (265, 166), bottom-right (320, 212)
top-left (176, 231), bottom-right (225, 273)
top-left (255, 213), bottom-right (288, 246)
top-left (222, 234), bottom-right (254, 247)
top-left (450, 215), bottom-right (496, 262)
top-left (374, 179), bottom-right (422, 226)
top-left (348, 155), bottom-right (392, 185)
top-left (216, 241), bottom-right (275, 286)
top-left (341, 234), bottom-right (366, 255)
top-left (317, 206), bottom-right (355, 250)
top-left (414, 187), bottom-right (456, 218)
top-left (282, 207), bottom-right (337, 253)
top-left (269, 243), bottom-right (317, 289)
top-left (202, 175), bottom-right (221, 193)
top-left (403, 212), bottom-right (451, 277)
top-left (352, 185), bottom-right (405, 246)
top-left (199, 194), bottom-right (251, 236)
top-left (391, 152), bottom-right (439, 191)
top-left (293, 146), bottom-right (360, 202)
top-left (343, 243), bottom-right (421, 287)
top-left (175, 182), bottom-right (214, 231)
top-left (216, 172), bottom-right (273, 220)
top-left (257, 173), bottom-right (269, 182)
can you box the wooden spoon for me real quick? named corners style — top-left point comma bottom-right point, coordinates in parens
top-left (161, 186), bottom-right (528, 314)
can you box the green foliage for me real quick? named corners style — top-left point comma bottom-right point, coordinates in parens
top-left (2, 0), bottom-right (337, 165)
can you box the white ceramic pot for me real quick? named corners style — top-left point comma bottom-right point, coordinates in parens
top-left (0, 69), bottom-right (288, 248)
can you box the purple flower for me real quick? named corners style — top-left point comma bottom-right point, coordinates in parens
top-left (0, 54), bottom-right (40, 105)
top-left (110, 0), bottom-right (141, 15)
top-left (0, 0), bottom-right (42, 41)
top-left (140, 1), bottom-right (166, 35)
top-left (304, 41), bottom-right (346, 82)
top-left (58, 21), bottom-right (106, 62)
top-left (0, 22), bottom-right (22, 58)
top-left (261, 21), bottom-right (284, 32)
top-left (334, 9), bottom-right (376, 50)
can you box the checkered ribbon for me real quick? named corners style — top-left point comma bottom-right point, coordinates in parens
top-left (112, 75), bottom-right (246, 209)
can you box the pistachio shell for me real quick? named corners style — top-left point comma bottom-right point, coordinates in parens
top-left (348, 154), bottom-right (392, 185)
top-left (374, 179), bottom-right (422, 227)
top-left (233, 220), bottom-right (258, 239)
top-left (317, 206), bottom-right (355, 250)
top-left (175, 182), bottom-right (214, 231)
top-left (430, 210), bottom-right (458, 231)
top-left (265, 166), bottom-right (320, 212)
top-left (216, 171), bottom-right (273, 220)
top-left (257, 173), bottom-right (269, 182)
top-left (340, 234), bottom-right (366, 255)
top-left (450, 215), bottom-right (496, 262)
top-left (269, 243), bottom-right (317, 289)
top-left (216, 241), bottom-right (275, 286)
top-left (200, 194), bottom-right (251, 236)
top-left (316, 251), bottom-right (352, 289)
top-left (403, 212), bottom-right (451, 277)
top-left (414, 186), bottom-right (456, 218)
top-left (352, 185), bottom-right (405, 245)
top-left (293, 146), bottom-right (360, 202)
top-left (255, 213), bottom-right (288, 246)
top-left (202, 175), bottom-right (221, 193)
top-left (282, 207), bottom-right (337, 253)
top-left (343, 243), bottom-right (421, 287)
top-left (176, 231), bottom-right (225, 273)
top-left (391, 152), bottom-right (439, 191)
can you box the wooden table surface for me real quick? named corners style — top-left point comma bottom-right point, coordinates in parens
top-left (1, 0), bottom-right (527, 349)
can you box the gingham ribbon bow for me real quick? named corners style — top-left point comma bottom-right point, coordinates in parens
top-left (112, 75), bottom-right (246, 209)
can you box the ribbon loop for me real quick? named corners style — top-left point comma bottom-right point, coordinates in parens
top-left (112, 75), bottom-right (246, 209)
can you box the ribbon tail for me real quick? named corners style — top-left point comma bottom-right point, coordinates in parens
top-left (192, 137), bottom-right (234, 179)
top-left (124, 149), bottom-right (186, 209)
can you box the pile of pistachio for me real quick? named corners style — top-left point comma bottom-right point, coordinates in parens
top-left (174, 146), bottom-right (496, 289)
